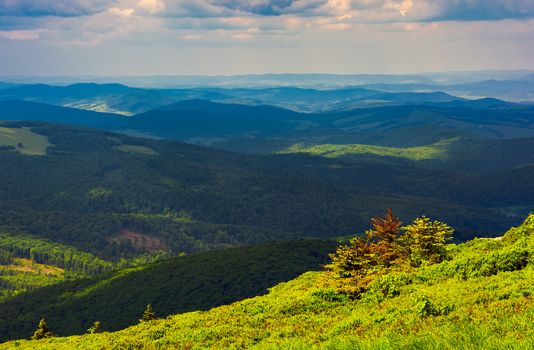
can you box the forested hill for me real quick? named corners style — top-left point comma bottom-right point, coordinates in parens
top-left (1, 120), bottom-right (532, 256)
top-left (0, 121), bottom-right (530, 261)
top-left (0, 240), bottom-right (337, 341)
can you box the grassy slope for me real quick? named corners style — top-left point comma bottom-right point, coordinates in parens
top-left (278, 142), bottom-right (447, 161)
top-left (0, 240), bottom-right (336, 342)
top-left (3, 216), bottom-right (533, 349)
top-left (278, 137), bottom-right (534, 176)
top-left (0, 127), bottom-right (51, 155)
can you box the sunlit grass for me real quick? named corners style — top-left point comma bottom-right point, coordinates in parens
top-left (0, 127), bottom-right (51, 156)
top-left (278, 141), bottom-right (454, 161)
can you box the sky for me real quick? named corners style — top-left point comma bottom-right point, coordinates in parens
top-left (0, 0), bottom-right (533, 76)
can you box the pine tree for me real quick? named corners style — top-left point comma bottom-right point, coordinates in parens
top-left (400, 216), bottom-right (454, 266)
top-left (368, 208), bottom-right (401, 244)
top-left (367, 208), bottom-right (402, 265)
top-left (140, 304), bottom-right (156, 322)
top-left (87, 321), bottom-right (102, 334)
top-left (32, 318), bottom-right (54, 340)
top-left (327, 237), bottom-right (377, 277)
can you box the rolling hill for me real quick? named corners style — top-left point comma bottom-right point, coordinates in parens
top-left (0, 100), bottom-right (121, 129)
top-left (2, 215), bottom-right (532, 349)
top-left (2, 91), bottom-right (534, 152)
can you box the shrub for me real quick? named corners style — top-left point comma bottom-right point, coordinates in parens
top-left (413, 294), bottom-right (453, 318)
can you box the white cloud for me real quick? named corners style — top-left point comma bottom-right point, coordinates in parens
top-left (0, 29), bottom-right (46, 40)
top-left (108, 7), bottom-right (134, 17)
top-left (137, 0), bottom-right (165, 14)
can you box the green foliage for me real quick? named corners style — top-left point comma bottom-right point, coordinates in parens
top-left (87, 321), bottom-right (102, 334)
top-left (140, 304), bottom-right (155, 323)
top-left (87, 187), bottom-right (113, 199)
top-left (3, 216), bottom-right (533, 349)
top-left (279, 142), bottom-right (446, 161)
top-left (31, 319), bottom-right (53, 340)
top-left (401, 216), bottom-right (454, 266)
top-left (412, 294), bottom-right (452, 318)
top-left (0, 240), bottom-right (336, 341)
top-left (0, 256), bottom-right (65, 301)
top-left (0, 250), bottom-right (13, 265)
top-left (328, 211), bottom-right (454, 280)
top-left (0, 233), bottom-right (114, 276)
top-left (326, 237), bottom-right (377, 278)
top-left (0, 121), bottom-right (527, 263)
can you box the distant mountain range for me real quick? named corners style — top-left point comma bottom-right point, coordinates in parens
top-left (1, 96), bottom-right (533, 152)
top-left (2, 70), bottom-right (533, 87)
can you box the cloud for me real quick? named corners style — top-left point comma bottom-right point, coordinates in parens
top-left (108, 7), bottom-right (134, 18)
top-left (425, 0), bottom-right (534, 22)
top-left (0, 0), bottom-right (115, 17)
top-left (1, 0), bottom-right (533, 49)
top-left (0, 29), bottom-right (46, 40)
top-left (137, 0), bottom-right (165, 14)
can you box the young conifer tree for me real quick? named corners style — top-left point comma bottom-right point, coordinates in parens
top-left (140, 304), bottom-right (156, 322)
top-left (32, 319), bottom-right (54, 340)
top-left (87, 321), bottom-right (102, 334)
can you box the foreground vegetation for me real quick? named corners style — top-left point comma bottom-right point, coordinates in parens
top-left (2, 214), bottom-right (532, 349)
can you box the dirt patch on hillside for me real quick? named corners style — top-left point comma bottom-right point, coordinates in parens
top-left (108, 229), bottom-right (168, 253)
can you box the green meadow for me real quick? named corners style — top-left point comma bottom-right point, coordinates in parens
top-left (0, 127), bottom-right (51, 156)
top-left (279, 142), bottom-right (448, 161)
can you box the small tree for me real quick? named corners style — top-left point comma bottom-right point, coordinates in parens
top-left (401, 216), bottom-right (454, 266)
top-left (367, 208), bottom-right (402, 265)
top-left (327, 210), bottom-right (455, 278)
top-left (327, 237), bottom-right (378, 277)
top-left (368, 208), bottom-right (401, 244)
top-left (87, 321), bottom-right (102, 334)
top-left (327, 209), bottom-right (402, 277)
top-left (32, 319), bottom-right (54, 340)
top-left (140, 304), bottom-right (155, 322)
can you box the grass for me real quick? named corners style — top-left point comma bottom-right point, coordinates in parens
top-left (0, 127), bottom-right (51, 156)
top-left (3, 215), bottom-right (533, 349)
top-left (114, 144), bottom-right (158, 156)
top-left (278, 142), bottom-right (447, 161)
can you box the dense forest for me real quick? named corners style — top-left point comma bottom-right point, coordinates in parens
top-left (0, 121), bottom-right (531, 261)
top-left (0, 240), bottom-right (336, 341)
